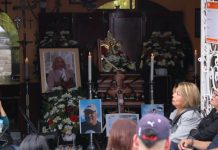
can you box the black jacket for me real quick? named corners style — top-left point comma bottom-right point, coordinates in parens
top-left (191, 108), bottom-right (218, 141)
top-left (81, 121), bottom-right (101, 133)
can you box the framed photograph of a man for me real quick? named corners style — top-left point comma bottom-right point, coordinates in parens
top-left (39, 48), bottom-right (81, 93)
top-left (79, 99), bottom-right (102, 134)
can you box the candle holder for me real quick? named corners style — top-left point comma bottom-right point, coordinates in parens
top-left (149, 80), bottom-right (154, 104)
top-left (88, 81), bottom-right (93, 99)
top-left (87, 132), bottom-right (95, 150)
top-left (25, 78), bottom-right (30, 134)
top-left (87, 80), bottom-right (96, 150)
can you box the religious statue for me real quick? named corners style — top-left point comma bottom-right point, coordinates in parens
top-left (107, 70), bottom-right (133, 112)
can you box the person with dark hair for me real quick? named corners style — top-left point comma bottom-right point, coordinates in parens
top-left (132, 113), bottom-right (171, 150)
top-left (81, 104), bottom-right (101, 134)
top-left (178, 88), bottom-right (218, 149)
top-left (47, 56), bottom-right (75, 91)
top-left (19, 134), bottom-right (49, 150)
top-left (106, 119), bottom-right (137, 150)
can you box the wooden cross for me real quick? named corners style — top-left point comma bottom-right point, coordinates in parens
top-left (13, 0), bottom-right (36, 29)
top-left (1, 0), bottom-right (12, 12)
top-left (13, 16), bottom-right (22, 29)
top-left (18, 33), bottom-right (33, 59)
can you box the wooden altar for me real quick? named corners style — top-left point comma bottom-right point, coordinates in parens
top-left (97, 71), bottom-right (145, 112)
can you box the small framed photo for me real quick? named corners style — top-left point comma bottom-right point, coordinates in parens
top-left (79, 99), bottom-right (102, 134)
top-left (105, 113), bottom-right (139, 136)
top-left (69, 0), bottom-right (82, 4)
top-left (39, 48), bottom-right (81, 93)
top-left (141, 104), bottom-right (164, 117)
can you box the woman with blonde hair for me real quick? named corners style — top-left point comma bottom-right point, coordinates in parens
top-left (169, 82), bottom-right (202, 150)
top-left (106, 119), bottom-right (137, 150)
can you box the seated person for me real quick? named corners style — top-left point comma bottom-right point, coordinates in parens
top-left (178, 88), bottom-right (218, 149)
top-left (178, 134), bottom-right (218, 150)
top-left (169, 82), bottom-right (202, 149)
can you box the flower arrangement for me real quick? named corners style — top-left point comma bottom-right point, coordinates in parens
top-left (140, 31), bottom-right (185, 71)
top-left (39, 30), bottom-right (78, 47)
top-left (101, 31), bottom-right (136, 72)
top-left (42, 86), bottom-right (85, 135)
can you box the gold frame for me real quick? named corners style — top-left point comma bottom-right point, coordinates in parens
top-left (39, 48), bottom-right (81, 93)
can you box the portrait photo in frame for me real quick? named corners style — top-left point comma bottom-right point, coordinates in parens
top-left (79, 99), bottom-right (102, 134)
top-left (39, 48), bottom-right (81, 93)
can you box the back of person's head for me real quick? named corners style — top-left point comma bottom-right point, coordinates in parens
top-left (173, 82), bottom-right (200, 108)
top-left (19, 134), bottom-right (50, 150)
top-left (106, 119), bottom-right (137, 150)
top-left (133, 113), bottom-right (171, 150)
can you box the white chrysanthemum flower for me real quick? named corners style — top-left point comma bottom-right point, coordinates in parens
top-left (153, 43), bottom-right (159, 47)
top-left (168, 60), bottom-right (175, 66)
top-left (42, 127), bottom-right (48, 133)
top-left (44, 112), bottom-right (49, 119)
top-left (58, 104), bottom-right (65, 109)
top-left (50, 108), bottom-right (56, 115)
top-left (58, 124), bottom-right (63, 130)
top-left (63, 118), bottom-right (71, 124)
top-left (54, 116), bottom-right (61, 122)
top-left (62, 93), bottom-right (72, 99)
top-left (51, 86), bottom-right (63, 91)
top-left (48, 96), bottom-right (58, 102)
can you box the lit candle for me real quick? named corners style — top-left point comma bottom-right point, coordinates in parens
top-left (150, 53), bottom-right (154, 82)
top-left (88, 52), bottom-right (92, 81)
top-left (25, 57), bottom-right (29, 80)
top-left (194, 50), bottom-right (197, 76)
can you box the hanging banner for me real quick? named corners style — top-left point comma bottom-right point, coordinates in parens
top-left (206, 2), bottom-right (218, 43)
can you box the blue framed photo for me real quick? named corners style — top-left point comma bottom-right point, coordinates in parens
top-left (141, 104), bottom-right (164, 117)
top-left (79, 99), bottom-right (102, 134)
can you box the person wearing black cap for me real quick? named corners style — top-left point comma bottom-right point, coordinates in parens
top-left (81, 104), bottom-right (101, 134)
top-left (132, 113), bottom-right (171, 150)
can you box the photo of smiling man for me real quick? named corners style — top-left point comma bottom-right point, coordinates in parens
top-left (79, 99), bottom-right (102, 134)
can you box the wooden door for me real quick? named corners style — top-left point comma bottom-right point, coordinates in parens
top-left (109, 10), bottom-right (146, 62)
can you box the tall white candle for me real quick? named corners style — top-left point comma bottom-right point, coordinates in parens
top-left (194, 50), bottom-right (197, 76)
top-left (25, 57), bottom-right (29, 80)
top-left (88, 52), bottom-right (92, 81)
top-left (150, 53), bottom-right (154, 82)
